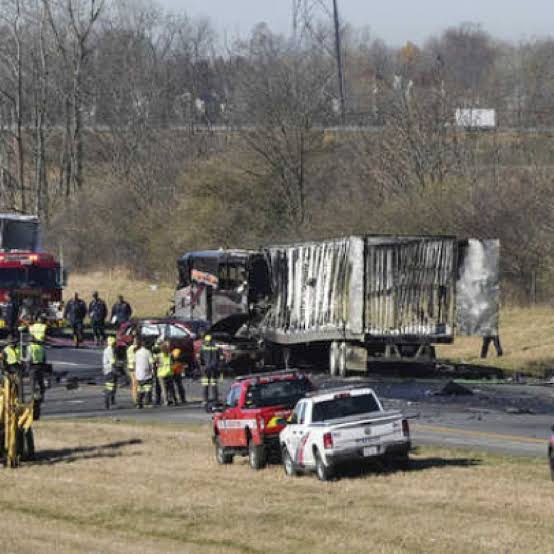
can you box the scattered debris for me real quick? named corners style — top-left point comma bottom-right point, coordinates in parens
top-left (433, 380), bottom-right (474, 396)
top-left (505, 406), bottom-right (535, 415)
top-left (65, 377), bottom-right (79, 390)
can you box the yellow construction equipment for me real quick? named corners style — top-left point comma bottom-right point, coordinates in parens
top-left (0, 370), bottom-right (35, 468)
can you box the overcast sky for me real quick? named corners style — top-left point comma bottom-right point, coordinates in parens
top-left (157, 0), bottom-right (553, 46)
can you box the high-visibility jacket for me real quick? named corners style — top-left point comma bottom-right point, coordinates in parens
top-left (127, 345), bottom-right (137, 370)
top-left (30, 322), bottom-right (47, 342)
top-left (171, 348), bottom-right (184, 375)
top-left (29, 343), bottom-right (46, 364)
top-left (3, 345), bottom-right (20, 366)
top-left (156, 352), bottom-right (173, 378)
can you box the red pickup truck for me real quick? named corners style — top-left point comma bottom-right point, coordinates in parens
top-left (212, 371), bottom-right (314, 470)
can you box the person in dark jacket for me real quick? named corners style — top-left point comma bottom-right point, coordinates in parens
top-left (200, 334), bottom-right (223, 411)
top-left (3, 292), bottom-right (19, 336)
top-left (88, 291), bottom-right (108, 346)
top-left (111, 295), bottom-right (132, 327)
top-left (64, 292), bottom-right (87, 347)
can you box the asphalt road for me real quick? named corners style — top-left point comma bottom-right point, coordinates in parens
top-left (36, 343), bottom-right (554, 458)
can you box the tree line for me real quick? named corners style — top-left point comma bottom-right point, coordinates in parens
top-left (0, 0), bottom-right (553, 302)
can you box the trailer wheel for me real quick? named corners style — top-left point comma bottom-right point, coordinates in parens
top-left (329, 342), bottom-right (339, 376)
top-left (338, 342), bottom-right (347, 378)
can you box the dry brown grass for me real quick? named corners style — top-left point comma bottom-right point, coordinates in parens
top-left (0, 419), bottom-right (552, 553)
top-left (67, 270), bottom-right (175, 318)
top-left (438, 306), bottom-right (554, 375)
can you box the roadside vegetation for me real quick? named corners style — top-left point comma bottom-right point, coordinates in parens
top-left (0, 419), bottom-right (551, 554)
top-left (67, 270), bottom-right (174, 319)
top-left (438, 306), bottom-right (554, 376)
top-left (0, 2), bottom-right (553, 304)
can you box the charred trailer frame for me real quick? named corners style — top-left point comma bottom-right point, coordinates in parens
top-left (261, 235), bottom-right (498, 375)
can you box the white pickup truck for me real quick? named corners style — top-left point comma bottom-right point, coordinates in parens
top-left (279, 386), bottom-right (411, 480)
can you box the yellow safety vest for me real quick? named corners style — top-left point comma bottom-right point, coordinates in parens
top-left (127, 345), bottom-right (137, 370)
top-left (30, 322), bottom-right (47, 342)
top-left (29, 343), bottom-right (46, 364)
top-left (156, 352), bottom-right (173, 378)
top-left (3, 345), bottom-right (20, 366)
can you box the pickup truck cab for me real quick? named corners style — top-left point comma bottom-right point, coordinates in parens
top-left (212, 370), bottom-right (314, 470)
top-left (280, 386), bottom-right (410, 480)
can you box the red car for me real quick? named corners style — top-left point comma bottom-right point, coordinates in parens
top-left (116, 318), bottom-right (207, 370)
top-left (212, 370), bottom-right (314, 470)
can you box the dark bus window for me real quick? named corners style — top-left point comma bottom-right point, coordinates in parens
top-left (218, 263), bottom-right (247, 291)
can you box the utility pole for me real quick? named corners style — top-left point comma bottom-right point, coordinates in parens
top-left (332, 0), bottom-right (346, 123)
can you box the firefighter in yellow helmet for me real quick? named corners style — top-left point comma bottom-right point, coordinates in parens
top-left (155, 341), bottom-right (176, 406)
top-left (171, 347), bottom-right (186, 404)
top-left (200, 334), bottom-right (222, 411)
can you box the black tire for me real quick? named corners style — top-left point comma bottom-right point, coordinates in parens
top-left (215, 437), bottom-right (233, 465)
top-left (315, 450), bottom-right (333, 481)
top-left (282, 446), bottom-right (298, 477)
top-left (248, 440), bottom-right (267, 470)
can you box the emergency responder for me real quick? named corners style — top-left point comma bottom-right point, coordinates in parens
top-left (111, 295), bottom-right (132, 327)
top-left (2, 335), bottom-right (21, 372)
top-left (28, 335), bottom-right (47, 419)
top-left (4, 292), bottom-right (19, 336)
top-left (126, 335), bottom-right (139, 403)
top-left (102, 336), bottom-right (118, 409)
top-left (63, 292), bottom-right (87, 347)
top-left (172, 348), bottom-right (186, 404)
top-left (89, 291), bottom-right (107, 346)
top-left (200, 335), bottom-right (222, 411)
top-left (155, 341), bottom-right (175, 406)
top-left (29, 314), bottom-right (48, 343)
top-left (135, 338), bottom-right (154, 408)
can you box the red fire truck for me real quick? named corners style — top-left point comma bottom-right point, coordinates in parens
top-left (0, 214), bottom-right (65, 330)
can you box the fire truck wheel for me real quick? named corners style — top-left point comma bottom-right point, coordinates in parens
top-left (248, 440), bottom-right (267, 470)
top-left (215, 437), bottom-right (233, 464)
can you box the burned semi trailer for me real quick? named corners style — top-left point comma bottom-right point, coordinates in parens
top-left (260, 235), bottom-right (499, 375)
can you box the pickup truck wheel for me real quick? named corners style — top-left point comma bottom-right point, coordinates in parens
top-left (215, 437), bottom-right (233, 465)
top-left (315, 450), bottom-right (333, 481)
top-left (248, 441), bottom-right (267, 470)
top-left (282, 446), bottom-right (298, 477)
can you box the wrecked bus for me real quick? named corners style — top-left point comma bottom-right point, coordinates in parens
top-left (175, 235), bottom-right (499, 375)
top-left (174, 250), bottom-right (270, 324)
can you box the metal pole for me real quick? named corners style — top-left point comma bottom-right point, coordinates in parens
top-left (332, 0), bottom-right (346, 123)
